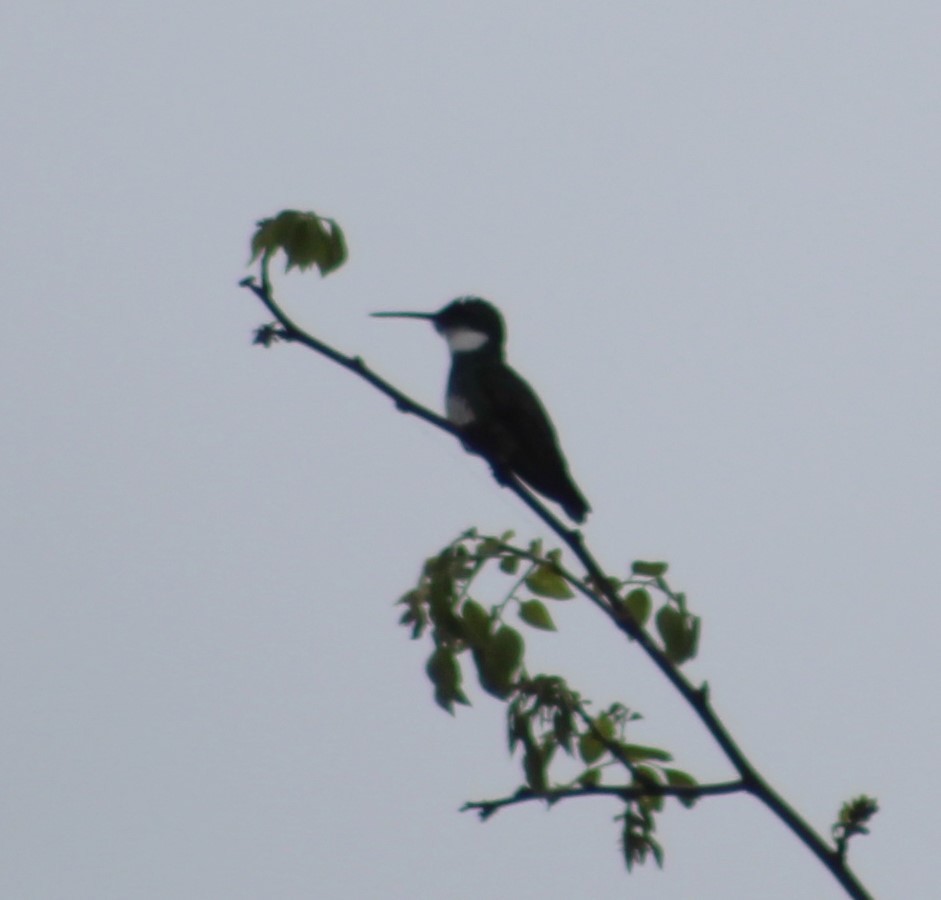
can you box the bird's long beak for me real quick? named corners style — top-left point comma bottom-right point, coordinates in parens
top-left (370, 311), bottom-right (436, 320)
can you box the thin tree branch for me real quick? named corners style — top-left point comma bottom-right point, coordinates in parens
top-left (240, 276), bottom-right (873, 900)
top-left (240, 274), bottom-right (459, 438)
top-left (461, 779), bottom-right (746, 821)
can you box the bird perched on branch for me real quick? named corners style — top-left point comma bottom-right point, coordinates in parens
top-left (373, 297), bottom-right (590, 523)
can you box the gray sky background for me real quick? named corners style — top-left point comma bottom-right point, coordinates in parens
top-left (3, 3), bottom-right (938, 898)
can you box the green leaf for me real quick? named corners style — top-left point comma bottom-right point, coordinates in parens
top-left (425, 552), bottom-right (464, 642)
top-left (593, 713), bottom-right (616, 741)
top-left (578, 767), bottom-right (602, 787)
top-left (523, 744), bottom-right (548, 793)
top-left (664, 768), bottom-right (697, 787)
top-left (284, 214), bottom-right (329, 272)
top-left (317, 217), bottom-right (348, 275)
top-left (655, 606), bottom-right (681, 653)
top-left (649, 837), bottom-right (665, 869)
top-left (425, 648), bottom-right (468, 714)
top-left (252, 324), bottom-right (277, 347)
top-left (397, 589), bottom-right (427, 639)
top-left (632, 560), bottom-right (668, 578)
top-left (634, 766), bottom-right (665, 813)
top-left (435, 684), bottom-right (470, 714)
top-left (619, 803), bottom-right (665, 872)
top-left (624, 588), bottom-right (652, 626)
top-left (578, 733), bottom-right (606, 765)
top-left (688, 615), bottom-right (701, 658)
top-left (490, 626), bottom-right (524, 674)
top-left (621, 815), bottom-right (643, 872)
top-left (474, 626), bottom-right (524, 700)
top-left (461, 600), bottom-right (491, 647)
top-left (525, 564), bottom-right (574, 600)
top-left (620, 743), bottom-right (673, 763)
top-left (633, 765), bottom-right (662, 798)
top-left (249, 214), bottom-right (286, 262)
top-left (519, 599), bottom-right (557, 631)
top-left (425, 647), bottom-right (458, 691)
top-left (498, 554), bottom-right (520, 575)
top-left (664, 768), bottom-right (699, 808)
top-left (553, 709), bottom-right (575, 754)
top-left (477, 537), bottom-right (502, 558)
top-left (474, 652), bottom-right (512, 700)
top-left (248, 210), bottom-right (348, 276)
top-left (436, 685), bottom-right (470, 713)
top-left (507, 707), bottom-right (531, 753)
top-left (655, 606), bottom-right (699, 664)
top-left (578, 713), bottom-right (615, 764)
top-left (620, 817), bottom-right (634, 872)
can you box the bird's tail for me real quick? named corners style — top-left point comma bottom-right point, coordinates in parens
top-left (560, 483), bottom-right (590, 524)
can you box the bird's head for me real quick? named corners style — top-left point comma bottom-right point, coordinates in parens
top-left (372, 296), bottom-right (505, 355)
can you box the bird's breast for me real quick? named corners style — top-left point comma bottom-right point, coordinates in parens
top-left (446, 393), bottom-right (476, 427)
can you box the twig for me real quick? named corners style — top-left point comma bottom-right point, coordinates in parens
top-left (462, 779), bottom-right (745, 820)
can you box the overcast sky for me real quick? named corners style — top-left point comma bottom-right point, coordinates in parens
top-left (3, 3), bottom-right (939, 898)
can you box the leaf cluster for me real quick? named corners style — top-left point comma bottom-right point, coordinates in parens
top-left (397, 531), bottom-right (549, 711)
top-left (249, 209), bottom-right (348, 275)
top-left (832, 796), bottom-right (879, 860)
top-left (622, 561), bottom-right (700, 665)
top-left (396, 530), bottom-right (699, 871)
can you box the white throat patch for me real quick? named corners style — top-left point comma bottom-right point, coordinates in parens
top-left (443, 327), bottom-right (489, 354)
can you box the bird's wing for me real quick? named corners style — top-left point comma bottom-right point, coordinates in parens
top-left (472, 364), bottom-right (574, 482)
top-left (466, 362), bottom-right (590, 521)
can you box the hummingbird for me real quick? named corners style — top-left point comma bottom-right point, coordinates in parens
top-left (372, 297), bottom-right (590, 523)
